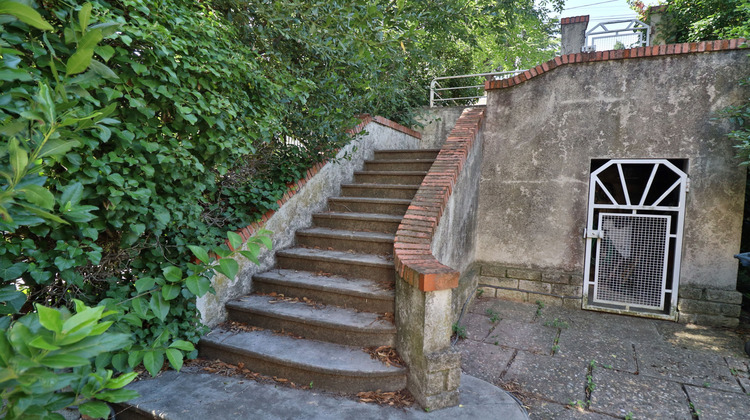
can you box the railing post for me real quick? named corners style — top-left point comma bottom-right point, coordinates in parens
top-left (429, 79), bottom-right (436, 108)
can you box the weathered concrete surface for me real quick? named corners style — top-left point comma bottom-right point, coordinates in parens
top-left (415, 106), bottom-right (467, 148)
top-left (560, 17), bottom-right (588, 55)
top-left (455, 298), bottom-right (750, 419)
top-left (197, 122), bottom-right (419, 327)
top-left (591, 369), bottom-right (692, 419)
top-left (116, 369), bottom-right (528, 420)
top-left (478, 50), bottom-right (749, 311)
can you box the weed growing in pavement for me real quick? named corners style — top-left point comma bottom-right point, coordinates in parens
top-left (544, 318), bottom-right (569, 329)
top-left (624, 412), bottom-right (634, 420)
top-left (476, 288), bottom-right (485, 298)
top-left (485, 308), bottom-right (500, 323)
top-left (452, 323), bottom-right (467, 339)
top-left (535, 300), bottom-right (545, 316)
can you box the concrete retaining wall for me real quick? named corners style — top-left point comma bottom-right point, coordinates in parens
top-left (415, 106), bottom-right (467, 149)
top-left (198, 119), bottom-right (420, 327)
top-left (479, 43), bottom-right (749, 326)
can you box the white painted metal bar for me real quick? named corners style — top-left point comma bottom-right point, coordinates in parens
top-left (429, 70), bottom-right (525, 107)
top-left (639, 163), bottom-right (659, 206)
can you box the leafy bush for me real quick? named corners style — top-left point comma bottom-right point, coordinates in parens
top-left (0, 300), bottom-right (138, 419)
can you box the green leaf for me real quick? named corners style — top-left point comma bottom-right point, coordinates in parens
top-left (21, 185), bottom-right (55, 210)
top-left (79, 401), bottom-right (111, 419)
top-left (162, 266), bottom-right (182, 283)
top-left (9, 138), bottom-right (28, 181)
top-left (66, 48), bottom-right (95, 76)
top-left (162, 283), bottom-right (180, 301)
top-left (36, 304), bottom-right (63, 333)
top-left (217, 258), bottom-right (239, 280)
top-left (238, 250), bottom-right (259, 265)
top-left (165, 348), bottom-right (183, 371)
top-left (185, 275), bottom-right (211, 297)
top-left (40, 354), bottom-right (90, 368)
top-left (59, 182), bottom-right (84, 206)
top-left (134, 277), bottom-right (155, 293)
top-left (104, 371), bottom-right (138, 389)
top-left (28, 335), bottom-right (60, 351)
top-left (227, 231), bottom-right (243, 250)
top-left (169, 340), bottom-right (195, 352)
top-left (78, 2), bottom-right (92, 29)
top-left (78, 28), bottom-right (103, 50)
top-left (149, 294), bottom-right (169, 321)
top-left (94, 45), bottom-right (115, 62)
top-left (253, 234), bottom-right (272, 250)
top-left (0, 0), bottom-right (54, 30)
top-left (89, 59), bottom-right (119, 80)
top-left (143, 350), bottom-right (164, 377)
top-left (188, 245), bottom-right (210, 264)
top-left (37, 139), bottom-right (79, 159)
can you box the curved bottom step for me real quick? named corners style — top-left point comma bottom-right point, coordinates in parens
top-left (199, 327), bottom-right (406, 393)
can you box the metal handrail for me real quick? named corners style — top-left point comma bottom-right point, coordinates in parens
top-left (429, 70), bottom-right (525, 107)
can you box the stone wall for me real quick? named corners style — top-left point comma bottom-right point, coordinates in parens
top-left (477, 263), bottom-right (583, 310)
top-left (415, 106), bottom-right (468, 149)
top-left (479, 41), bottom-right (749, 326)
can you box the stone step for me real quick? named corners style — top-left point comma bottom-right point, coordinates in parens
top-left (199, 328), bottom-right (406, 393)
top-left (252, 269), bottom-right (394, 313)
top-left (363, 159), bottom-right (435, 172)
top-left (296, 227), bottom-right (395, 255)
top-left (275, 247), bottom-right (394, 283)
top-left (374, 149), bottom-right (441, 160)
top-left (353, 171), bottom-right (427, 185)
top-left (340, 183), bottom-right (419, 200)
top-left (312, 212), bottom-right (402, 234)
top-left (225, 295), bottom-right (395, 347)
top-left (327, 196), bottom-right (411, 216)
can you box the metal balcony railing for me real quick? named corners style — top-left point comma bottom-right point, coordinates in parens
top-left (429, 70), bottom-right (526, 107)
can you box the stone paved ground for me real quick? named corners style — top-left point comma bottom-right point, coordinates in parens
top-left (454, 297), bottom-right (750, 419)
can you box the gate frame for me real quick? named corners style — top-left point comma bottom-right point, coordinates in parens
top-left (582, 159), bottom-right (688, 320)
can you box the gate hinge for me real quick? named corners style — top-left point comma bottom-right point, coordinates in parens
top-left (686, 178), bottom-right (690, 193)
top-left (583, 228), bottom-right (604, 239)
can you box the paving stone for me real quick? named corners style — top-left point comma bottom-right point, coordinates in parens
top-left (455, 339), bottom-right (514, 384)
top-left (589, 368), bottom-right (692, 419)
top-left (485, 319), bottom-right (559, 354)
top-left (458, 311), bottom-right (498, 341)
top-left (725, 356), bottom-right (750, 374)
top-left (636, 343), bottom-right (742, 392)
top-left (525, 398), bottom-right (618, 420)
top-left (654, 321), bottom-right (747, 357)
top-left (503, 350), bottom-right (587, 405)
top-left (555, 328), bottom-right (637, 373)
top-left (468, 298), bottom-right (536, 323)
top-left (685, 385), bottom-right (750, 420)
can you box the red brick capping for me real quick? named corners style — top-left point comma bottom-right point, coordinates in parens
top-left (486, 38), bottom-right (748, 91)
top-left (393, 108), bottom-right (485, 292)
top-left (560, 15), bottom-right (589, 26)
top-left (224, 115), bottom-right (421, 250)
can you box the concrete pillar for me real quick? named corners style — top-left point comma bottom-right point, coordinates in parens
top-left (560, 15), bottom-right (590, 54)
top-left (647, 5), bottom-right (668, 45)
top-left (395, 278), bottom-right (461, 410)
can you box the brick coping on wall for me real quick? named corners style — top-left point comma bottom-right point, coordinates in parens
top-left (224, 115), bottom-right (421, 250)
top-left (485, 38), bottom-right (748, 91)
top-left (393, 108), bottom-right (485, 292)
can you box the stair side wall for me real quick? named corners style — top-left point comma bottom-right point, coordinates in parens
top-left (198, 120), bottom-right (420, 327)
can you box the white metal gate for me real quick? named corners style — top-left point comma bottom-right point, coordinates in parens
top-left (583, 159), bottom-right (687, 318)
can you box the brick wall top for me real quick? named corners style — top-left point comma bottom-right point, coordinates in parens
top-left (393, 108), bottom-right (485, 292)
top-left (560, 15), bottom-right (589, 25)
top-left (486, 38), bottom-right (748, 91)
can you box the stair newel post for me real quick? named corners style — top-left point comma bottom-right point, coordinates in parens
top-left (395, 268), bottom-right (461, 410)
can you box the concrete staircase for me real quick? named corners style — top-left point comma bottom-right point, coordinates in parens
top-left (199, 149), bottom-right (440, 393)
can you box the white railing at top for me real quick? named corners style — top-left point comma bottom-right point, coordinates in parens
top-left (583, 19), bottom-right (650, 52)
top-left (429, 70), bottom-right (526, 107)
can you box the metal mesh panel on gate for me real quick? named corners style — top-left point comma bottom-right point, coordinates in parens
top-left (594, 213), bottom-right (670, 309)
